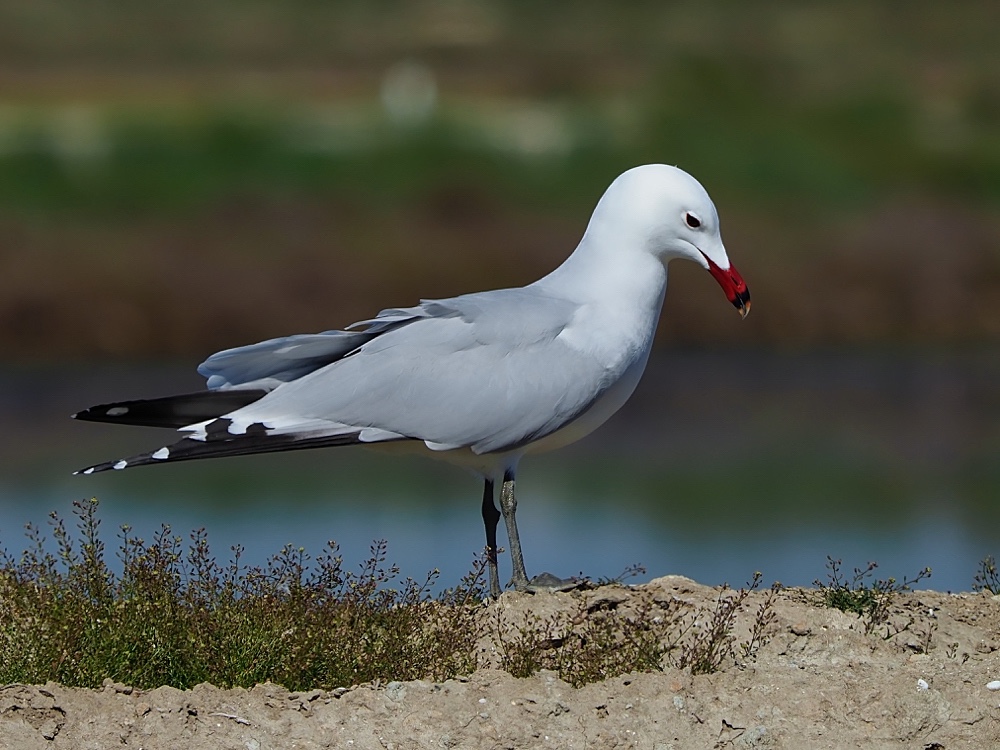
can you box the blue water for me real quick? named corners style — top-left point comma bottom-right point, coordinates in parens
top-left (1, 349), bottom-right (997, 592)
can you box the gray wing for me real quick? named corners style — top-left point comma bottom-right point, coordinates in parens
top-left (77, 288), bottom-right (613, 474)
top-left (214, 289), bottom-right (612, 455)
top-left (196, 304), bottom-right (440, 390)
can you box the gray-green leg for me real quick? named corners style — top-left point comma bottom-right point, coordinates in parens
top-left (481, 478), bottom-right (502, 598)
top-left (499, 468), bottom-right (530, 592)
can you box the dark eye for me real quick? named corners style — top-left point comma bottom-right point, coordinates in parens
top-left (685, 212), bottom-right (702, 229)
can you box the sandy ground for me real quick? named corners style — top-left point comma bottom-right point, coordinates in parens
top-left (3, 576), bottom-right (1000, 749)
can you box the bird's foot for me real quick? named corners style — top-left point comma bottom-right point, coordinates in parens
top-left (507, 572), bottom-right (530, 594)
top-left (523, 571), bottom-right (590, 594)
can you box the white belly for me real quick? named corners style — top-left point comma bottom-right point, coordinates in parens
top-left (362, 341), bottom-right (652, 478)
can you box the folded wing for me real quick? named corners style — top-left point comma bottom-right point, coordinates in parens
top-left (76, 289), bottom-right (611, 473)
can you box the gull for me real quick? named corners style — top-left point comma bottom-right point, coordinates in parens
top-left (74, 164), bottom-right (751, 598)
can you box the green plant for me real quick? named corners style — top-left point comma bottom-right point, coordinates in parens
top-left (676, 573), bottom-right (765, 675)
top-left (494, 591), bottom-right (679, 687)
top-left (741, 579), bottom-right (782, 659)
top-left (0, 499), bottom-right (485, 690)
top-left (814, 557), bottom-right (931, 637)
top-left (495, 573), bottom-right (777, 684)
top-left (0, 499), bottom-right (780, 690)
top-left (973, 555), bottom-right (999, 594)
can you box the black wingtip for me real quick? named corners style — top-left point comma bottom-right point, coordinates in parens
top-left (72, 389), bottom-right (268, 428)
top-left (73, 429), bottom-right (385, 477)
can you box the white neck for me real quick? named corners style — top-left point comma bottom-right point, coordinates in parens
top-left (533, 229), bottom-right (668, 312)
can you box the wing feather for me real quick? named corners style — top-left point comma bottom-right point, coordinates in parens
top-left (223, 290), bottom-right (611, 455)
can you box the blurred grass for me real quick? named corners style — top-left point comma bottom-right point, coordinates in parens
top-left (0, 0), bottom-right (998, 355)
top-left (0, 63), bottom-right (996, 215)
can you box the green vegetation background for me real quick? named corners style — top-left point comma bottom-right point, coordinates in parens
top-left (1, 1), bottom-right (998, 358)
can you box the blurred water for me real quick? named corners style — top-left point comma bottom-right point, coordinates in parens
top-left (0, 349), bottom-right (997, 592)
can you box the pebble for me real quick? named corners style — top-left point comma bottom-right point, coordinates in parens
top-left (917, 679), bottom-right (929, 691)
top-left (586, 589), bottom-right (630, 611)
top-left (101, 679), bottom-right (133, 695)
top-left (790, 621), bottom-right (811, 636)
top-left (741, 726), bottom-right (769, 746)
top-left (986, 681), bottom-right (1000, 691)
top-left (385, 682), bottom-right (407, 703)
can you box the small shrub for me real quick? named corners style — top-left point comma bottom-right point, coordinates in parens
top-left (741, 579), bottom-right (782, 659)
top-left (0, 499), bottom-right (485, 690)
top-left (814, 557), bottom-right (931, 637)
top-left (973, 555), bottom-right (999, 594)
top-left (495, 574), bottom-right (776, 684)
top-left (495, 591), bottom-right (681, 687)
top-left (676, 573), bottom-right (766, 675)
top-left (0, 499), bottom-right (780, 690)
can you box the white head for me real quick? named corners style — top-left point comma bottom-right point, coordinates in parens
top-left (583, 164), bottom-right (751, 317)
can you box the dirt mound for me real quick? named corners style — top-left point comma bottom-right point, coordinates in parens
top-left (3, 577), bottom-right (999, 749)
